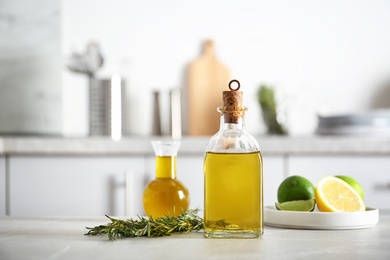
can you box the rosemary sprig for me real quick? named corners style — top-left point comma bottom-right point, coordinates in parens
top-left (85, 209), bottom-right (203, 240)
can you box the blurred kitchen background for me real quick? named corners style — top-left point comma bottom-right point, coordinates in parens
top-left (1, 0), bottom-right (390, 137)
top-left (2, 0), bottom-right (390, 217)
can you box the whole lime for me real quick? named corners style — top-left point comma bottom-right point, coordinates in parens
top-left (335, 175), bottom-right (364, 200)
top-left (277, 175), bottom-right (315, 203)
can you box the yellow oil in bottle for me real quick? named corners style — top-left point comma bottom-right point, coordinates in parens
top-left (143, 156), bottom-right (190, 218)
top-left (204, 152), bottom-right (263, 238)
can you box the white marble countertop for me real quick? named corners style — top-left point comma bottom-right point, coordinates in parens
top-left (0, 135), bottom-right (390, 156)
top-left (0, 215), bottom-right (389, 260)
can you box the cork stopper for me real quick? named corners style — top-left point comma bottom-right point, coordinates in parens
top-left (221, 80), bottom-right (245, 124)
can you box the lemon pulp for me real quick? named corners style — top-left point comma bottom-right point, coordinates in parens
top-left (315, 176), bottom-right (365, 212)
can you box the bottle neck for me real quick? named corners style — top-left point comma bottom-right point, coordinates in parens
top-left (220, 115), bottom-right (245, 131)
top-left (155, 156), bottom-right (176, 179)
top-left (206, 106), bottom-right (259, 152)
top-left (218, 106), bottom-right (247, 131)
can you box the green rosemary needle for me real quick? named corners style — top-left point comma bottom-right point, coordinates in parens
top-left (85, 209), bottom-right (204, 240)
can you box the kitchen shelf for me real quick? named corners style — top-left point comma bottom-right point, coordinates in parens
top-left (0, 135), bottom-right (390, 156)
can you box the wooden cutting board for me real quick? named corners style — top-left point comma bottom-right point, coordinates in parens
top-left (186, 40), bottom-right (231, 136)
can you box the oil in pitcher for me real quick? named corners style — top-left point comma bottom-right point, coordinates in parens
top-left (143, 141), bottom-right (190, 218)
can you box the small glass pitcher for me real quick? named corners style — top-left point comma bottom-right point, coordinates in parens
top-left (142, 141), bottom-right (190, 218)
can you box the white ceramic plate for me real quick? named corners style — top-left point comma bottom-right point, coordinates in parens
top-left (264, 205), bottom-right (379, 230)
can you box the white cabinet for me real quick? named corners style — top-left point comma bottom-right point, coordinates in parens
top-left (6, 154), bottom-right (284, 217)
top-left (0, 156), bottom-right (5, 215)
top-left (288, 155), bottom-right (390, 210)
top-left (177, 155), bottom-right (204, 210)
top-left (8, 156), bottom-right (146, 216)
top-left (263, 155), bottom-right (285, 206)
top-left (6, 152), bottom-right (389, 216)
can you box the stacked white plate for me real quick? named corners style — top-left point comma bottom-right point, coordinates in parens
top-left (316, 109), bottom-right (390, 136)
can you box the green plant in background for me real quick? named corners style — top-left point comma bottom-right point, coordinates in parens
top-left (257, 85), bottom-right (287, 135)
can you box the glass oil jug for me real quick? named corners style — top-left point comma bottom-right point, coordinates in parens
top-left (143, 141), bottom-right (190, 218)
top-left (204, 80), bottom-right (263, 238)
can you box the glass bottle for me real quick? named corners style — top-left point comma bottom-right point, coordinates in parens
top-left (143, 141), bottom-right (190, 218)
top-left (204, 80), bottom-right (263, 238)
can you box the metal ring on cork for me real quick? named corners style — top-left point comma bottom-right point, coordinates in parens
top-left (228, 79), bottom-right (240, 91)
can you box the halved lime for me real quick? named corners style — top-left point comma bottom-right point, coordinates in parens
top-left (275, 199), bottom-right (316, 212)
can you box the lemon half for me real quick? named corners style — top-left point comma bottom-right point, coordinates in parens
top-left (316, 176), bottom-right (365, 212)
